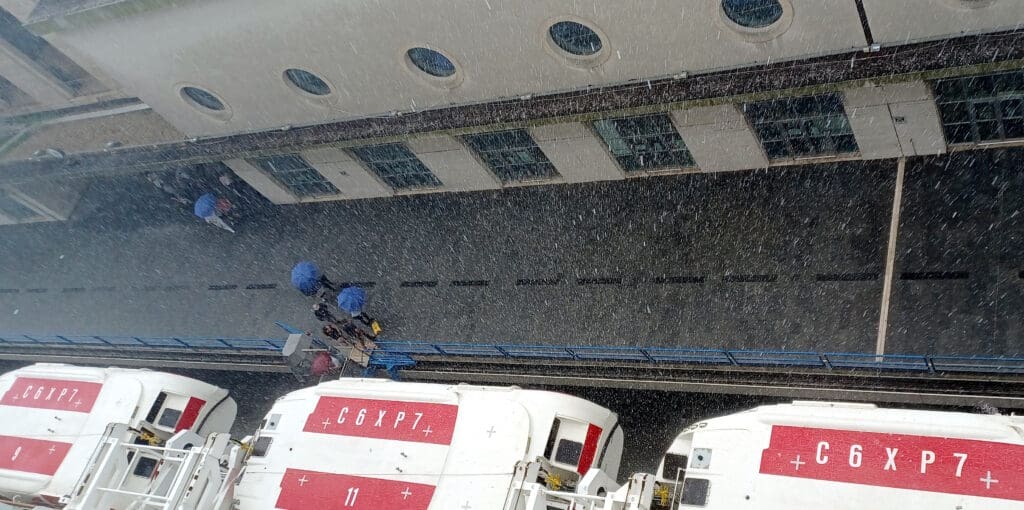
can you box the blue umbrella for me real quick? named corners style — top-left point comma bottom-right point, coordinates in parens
top-left (337, 286), bottom-right (366, 315)
top-left (291, 261), bottom-right (322, 296)
top-left (193, 193), bottom-right (217, 219)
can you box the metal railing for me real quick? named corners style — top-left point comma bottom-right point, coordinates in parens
top-left (0, 333), bottom-right (285, 351)
top-left (2, 332), bottom-right (1022, 376)
top-left (372, 341), bottom-right (1024, 375)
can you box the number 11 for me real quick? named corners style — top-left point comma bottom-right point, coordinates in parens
top-left (344, 487), bottom-right (359, 507)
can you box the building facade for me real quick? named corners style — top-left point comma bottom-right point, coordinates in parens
top-left (0, 0), bottom-right (1020, 220)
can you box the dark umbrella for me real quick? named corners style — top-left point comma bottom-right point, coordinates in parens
top-left (291, 261), bottom-right (321, 296)
top-left (193, 193), bottom-right (217, 219)
top-left (337, 286), bottom-right (366, 315)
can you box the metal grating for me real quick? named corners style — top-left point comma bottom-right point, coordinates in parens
top-left (594, 113), bottom-right (695, 172)
top-left (350, 143), bottom-right (442, 190)
top-left (744, 93), bottom-right (859, 160)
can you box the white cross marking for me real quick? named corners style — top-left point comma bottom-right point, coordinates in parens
top-left (47, 445), bottom-right (56, 455)
top-left (401, 487), bottom-right (413, 500)
top-left (790, 455), bottom-right (806, 471)
top-left (297, 475), bottom-right (309, 487)
top-left (461, 502), bottom-right (472, 510)
top-left (72, 400), bottom-right (82, 408)
top-left (980, 471), bottom-right (999, 489)
top-left (321, 419), bottom-right (331, 430)
top-left (486, 426), bottom-right (496, 438)
top-left (422, 425), bottom-right (433, 437)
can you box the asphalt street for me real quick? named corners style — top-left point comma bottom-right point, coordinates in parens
top-left (0, 149), bottom-right (1022, 357)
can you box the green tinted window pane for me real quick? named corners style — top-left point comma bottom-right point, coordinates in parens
top-left (743, 93), bottom-right (858, 159)
top-left (351, 143), bottom-right (442, 190)
top-left (463, 130), bottom-right (558, 183)
top-left (939, 102), bottom-right (970, 123)
top-left (977, 121), bottom-right (1001, 141)
top-left (1004, 119), bottom-right (1024, 139)
top-left (932, 70), bottom-right (1024, 144)
top-left (592, 114), bottom-right (695, 172)
top-left (250, 154), bottom-right (339, 197)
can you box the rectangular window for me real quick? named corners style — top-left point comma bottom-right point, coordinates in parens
top-left (0, 189), bottom-right (38, 220)
top-left (593, 113), bottom-right (695, 171)
top-left (463, 129), bottom-right (558, 183)
top-left (680, 478), bottom-right (710, 507)
top-left (157, 408), bottom-right (182, 428)
top-left (554, 439), bottom-right (584, 465)
top-left (743, 92), bottom-right (859, 160)
top-left (933, 70), bottom-right (1024, 144)
top-left (249, 154), bottom-right (339, 198)
top-left (662, 453), bottom-right (688, 480)
top-left (350, 143), bottom-right (442, 190)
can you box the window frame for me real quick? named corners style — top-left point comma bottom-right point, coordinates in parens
top-left (350, 143), bottom-right (443, 191)
top-left (462, 129), bottom-right (559, 184)
top-left (743, 92), bottom-right (859, 161)
top-left (932, 70), bottom-right (1024, 146)
top-left (592, 113), bottom-right (696, 173)
top-left (249, 153), bottom-right (339, 198)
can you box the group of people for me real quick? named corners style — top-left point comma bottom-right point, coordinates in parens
top-left (291, 261), bottom-right (382, 376)
top-left (146, 166), bottom-right (252, 232)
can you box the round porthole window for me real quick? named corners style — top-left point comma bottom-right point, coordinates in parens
top-left (284, 68), bottom-right (331, 96)
top-left (722, 0), bottom-right (784, 28)
top-left (548, 21), bottom-right (603, 56)
top-left (181, 86), bottom-right (225, 111)
top-left (406, 47), bottom-right (456, 78)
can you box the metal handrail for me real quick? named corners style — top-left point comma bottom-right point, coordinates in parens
top-left (2, 332), bottom-right (1022, 376)
top-left (0, 333), bottom-right (284, 351)
top-left (373, 340), bottom-right (1024, 375)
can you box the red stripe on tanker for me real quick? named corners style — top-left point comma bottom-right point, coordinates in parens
top-left (302, 396), bottom-right (459, 445)
top-left (0, 435), bottom-right (71, 475)
top-left (275, 469), bottom-right (435, 510)
top-left (0, 377), bottom-right (102, 413)
top-left (759, 425), bottom-right (1024, 501)
top-left (577, 424), bottom-right (603, 474)
top-left (174, 397), bottom-right (206, 432)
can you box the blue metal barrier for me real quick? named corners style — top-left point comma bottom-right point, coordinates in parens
top-left (2, 331), bottom-right (1023, 377)
top-left (0, 333), bottom-right (285, 351)
top-left (372, 340), bottom-right (1024, 376)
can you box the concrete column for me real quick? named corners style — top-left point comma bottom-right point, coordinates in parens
top-left (671, 105), bottom-right (769, 172)
top-left (223, 158), bottom-right (299, 205)
top-left (300, 147), bottom-right (392, 200)
top-left (844, 81), bottom-right (946, 159)
top-left (405, 134), bottom-right (500, 192)
top-left (0, 38), bottom-right (73, 105)
top-left (876, 157), bottom-right (907, 355)
top-left (528, 122), bottom-right (623, 183)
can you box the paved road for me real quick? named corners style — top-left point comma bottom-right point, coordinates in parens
top-left (0, 149), bottom-right (1021, 356)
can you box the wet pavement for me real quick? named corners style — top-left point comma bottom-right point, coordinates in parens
top-left (0, 149), bottom-right (1022, 356)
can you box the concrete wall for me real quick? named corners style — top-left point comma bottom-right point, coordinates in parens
top-left (405, 134), bottom-right (499, 192)
top-left (528, 122), bottom-right (622, 183)
top-left (31, 0), bottom-right (866, 137)
top-left (671, 105), bottom-right (770, 172)
top-left (300, 147), bottom-right (392, 201)
top-left (843, 81), bottom-right (946, 160)
top-left (862, 0), bottom-right (1024, 44)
